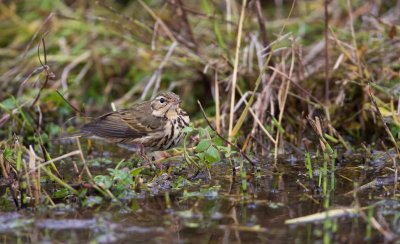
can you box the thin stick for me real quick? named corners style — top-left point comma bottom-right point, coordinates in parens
top-left (214, 71), bottom-right (221, 134)
top-left (254, 0), bottom-right (272, 69)
top-left (368, 85), bottom-right (400, 192)
top-left (198, 101), bottom-right (255, 167)
top-left (168, 0), bottom-right (198, 51)
top-left (31, 35), bottom-right (55, 108)
top-left (56, 90), bottom-right (85, 115)
top-left (346, 0), bottom-right (362, 76)
top-left (11, 12), bottom-right (54, 83)
top-left (274, 40), bottom-right (296, 159)
top-left (228, 0), bottom-right (247, 143)
top-left (267, 66), bottom-right (324, 107)
top-left (28, 146), bottom-right (40, 206)
top-left (27, 150), bottom-right (81, 174)
top-left (380, 141), bottom-right (398, 195)
top-left (324, 0), bottom-right (330, 102)
top-left (138, 0), bottom-right (177, 43)
top-left (76, 138), bottom-right (93, 179)
top-left (285, 207), bottom-right (362, 225)
top-left (235, 86), bottom-right (276, 143)
top-left (368, 85), bottom-right (400, 158)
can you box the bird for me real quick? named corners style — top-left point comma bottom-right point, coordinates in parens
top-left (81, 91), bottom-right (190, 154)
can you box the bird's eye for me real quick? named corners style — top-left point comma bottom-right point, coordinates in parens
top-left (159, 98), bottom-right (165, 103)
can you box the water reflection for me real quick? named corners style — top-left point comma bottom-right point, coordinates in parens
top-left (0, 151), bottom-right (398, 243)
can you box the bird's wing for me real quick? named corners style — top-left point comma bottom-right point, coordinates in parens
top-left (81, 102), bottom-right (164, 139)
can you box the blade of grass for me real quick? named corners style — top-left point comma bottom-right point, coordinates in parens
top-left (214, 71), bottom-right (221, 134)
top-left (41, 166), bottom-right (79, 195)
top-left (228, 0), bottom-right (247, 143)
top-left (235, 86), bottom-right (276, 143)
top-left (137, 0), bottom-right (177, 43)
top-left (230, 0), bottom-right (297, 138)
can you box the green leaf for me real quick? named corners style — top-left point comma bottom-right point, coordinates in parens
top-left (198, 127), bottom-right (207, 138)
top-left (212, 137), bottom-right (224, 146)
top-left (3, 148), bottom-right (13, 161)
top-left (214, 21), bottom-right (226, 49)
top-left (218, 146), bottom-right (232, 158)
top-left (131, 168), bottom-right (143, 177)
top-left (0, 97), bottom-right (15, 110)
top-left (108, 168), bottom-right (130, 181)
top-left (52, 188), bottom-right (70, 198)
top-left (324, 133), bottom-right (339, 143)
top-left (201, 0), bottom-right (212, 13)
top-left (195, 140), bottom-right (211, 152)
top-left (196, 152), bottom-right (205, 161)
top-left (45, 123), bottom-right (61, 137)
top-left (78, 189), bottom-right (88, 198)
top-left (94, 175), bottom-right (112, 189)
top-left (272, 116), bottom-right (285, 133)
top-left (182, 126), bottom-right (194, 133)
top-left (205, 145), bottom-right (221, 163)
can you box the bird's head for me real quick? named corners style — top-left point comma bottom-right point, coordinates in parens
top-left (151, 91), bottom-right (182, 118)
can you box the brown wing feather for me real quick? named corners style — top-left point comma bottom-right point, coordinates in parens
top-left (81, 102), bottom-right (164, 139)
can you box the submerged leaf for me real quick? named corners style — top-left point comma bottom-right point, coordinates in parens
top-left (84, 196), bottom-right (103, 207)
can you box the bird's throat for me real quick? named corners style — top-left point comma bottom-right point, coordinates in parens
top-left (152, 105), bottom-right (179, 119)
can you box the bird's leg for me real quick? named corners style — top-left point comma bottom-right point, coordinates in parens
top-left (134, 143), bottom-right (153, 167)
top-left (151, 151), bottom-right (166, 170)
top-left (136, 142), bottom-right (145, 156)
top-left (118, 143), bottom-right (153, 167)
top-left (136, 146), bottom-right (167, 171)
top-left (119, 143), bottom-right (162, 171)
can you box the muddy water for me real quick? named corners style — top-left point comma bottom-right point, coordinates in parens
top-left (0, 151), bottom-right (399, 243)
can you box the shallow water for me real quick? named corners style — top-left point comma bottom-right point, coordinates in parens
top-left (0, 149), bottom-right (399, 243)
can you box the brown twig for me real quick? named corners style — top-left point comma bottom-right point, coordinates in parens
top-left (380, 141), bottom-right (398, 195)
top-left (254, 0), bottom-right (268, 47)
top-left (0, 153), bottom-right (18, 209)
top-left (368, 84), bottom-right (400, 156)
top-left (197, 100), bottom-right (255, 167)
top-left (254, 0), bottom-right (273, 60)
top-left (324, 0), bottom-right (330, 103)
top-left (30, 35), bottom-right (56, 108)
top-left (267, 65), bottom-right (324, 107)
top-left (9, 12), bottom-right (55, 87)
top-left (168, 0), bottom-right (198, 52)
top-left (306, 115), bottom-right (331, 153)
top-left (368, 84), bottom-right (400, 169)
top-left (56, 90), bottom-right (85, 116)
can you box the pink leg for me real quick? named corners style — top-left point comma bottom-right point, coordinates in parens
top-left (134, 143), bottom-right (153, 166)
